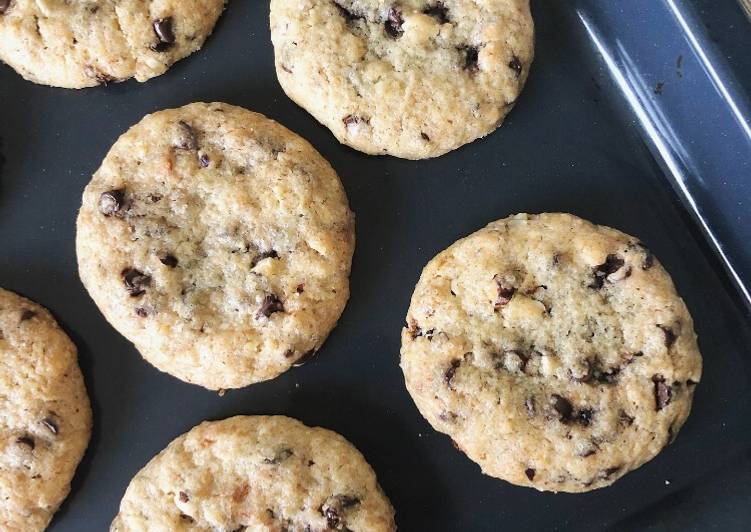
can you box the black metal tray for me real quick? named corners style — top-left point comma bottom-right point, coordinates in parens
top-left (1, 1), bottom-right (750, 530)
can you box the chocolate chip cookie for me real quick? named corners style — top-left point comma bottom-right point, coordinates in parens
top-left (0, 0), bottom-right (226, 88)
top-left (110, 416), bottom-right (396, 531)
top-left (270, 0), bottom-right (534, 159)
top-left (0, 288), bottom-right (92, 531)
top-left (76, 102), bottom-right (355, 390)
top-left (401, 213), bottom-right (702, 492)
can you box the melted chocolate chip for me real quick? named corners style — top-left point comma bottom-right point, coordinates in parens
top-left (508, 55), bottom-right (523, 77)
top-left (657, 324), bottom-right (678, 348)
top-left (99, 189), bottom-right (126, 216)
top-left (152, 17), bottom-right (175, 52)
top-left (296, 284), bottom-right (305, 294)
top-left (257, 294), bottom-right (284, 318)
top-left (653, 374), bottom-right (672, 410)
top-left (176, 121), bottom-right (198, 150)
top-left (493, 276), bottom-right (516, 309)
top-left (551, 394), bottom-right (574, 422)
top-left (423, 2), bottom-right (449, 23)
top-left (41, 418), bottom-right (58, 435)
top-left (20, 309), bottom-right (36, 322)
top-left (122, 268), bottom-right (151, 297)
top-left (462, 46), bottom-right (479, 71)
top-left (292, 349), bottom-right (317, 368)
top-left (264, 448), bottom-right (293, 464)
top-left (444, 358), bottom-right (461, 386)
top-left (525, 468), bottom-right (535, 481)
top-left (160, 254), bottom-right (178, 268)
top-left (589, 254), bottom-right (625, 289)
top-left (385, 6), bottom-right (404, 38)
top-left (17, 435), bottom-right (35, 450)
top-left (0, 0), bottom-right (10, 14)
top-left (179, 491), bottom-right (189, 503)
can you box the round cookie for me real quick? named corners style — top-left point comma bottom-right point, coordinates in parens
top-left (0, 0), bottom-right (227, 89)
top-left (400, 213), bottom-right (702, 492)
top-left (76, 102), bottom-right (355, 390)
top-left (270, 0), bottom-right (534, 159)
top-left (0, 288), bottom-right (92, 531)
top-left (110, 416), bottom-right (396, 531)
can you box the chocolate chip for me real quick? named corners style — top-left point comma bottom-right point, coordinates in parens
top-left (552, 252), bottom-right (562, 266)
top-left (579, 448), bottom-right (597, 458)
top-left (638, 243), bottom-right (654, 270)
top-left (252, 249), bottom-right (279, 267)
top-left (20, 309), bottom-right (36, 322)
top-left (122, 268), bottom-right (151, 297)
top-left (385, 6), bottom-right (404, 38)
top-left (296, 284), bottom-right (305, 294)
top-left (525, 397), bottom-right (536, 416)
top-left (84, 65), bottom-right (115, 85)
top-left (657, 324), bottom-right (677, 348)
top-left (257, 294), bottom-right (284, 318)
top-left (99, 189), bottom-right (126, 216)
top-left (0, 0), bottom-right (10, 14)
top-left (343, 114), bottom-right (367, 128)
top-left (577, 408), bottom-right (594, 426)
top-left (407, 320), bottom-right (422, 339)
top-left (618, 410), bottom-right (635, 426)
top-left (444, 358), bottom-right (461, 386)
top-left (508, 55), bottom-right (523, 77)
top-left (653, 374), bottom-right (672, 410)
top-left (179, 491), bottom-right (189, 503)
top-left (176, 121), bottom-right (198, 150)
top-left (180, 514), bottom-right (195, 524)
top-left (41, 418), bottom-right (58, 435)
top-left (525, 468), bottom-right (535, 481)
top-left (292, 349), bottom-right (316, 368)
top-left (600, 466), bottom-right (621, 479)
top-left (462, 45), bottom-right (479, 71)
top-left (199, 153), bottom-right (210, 167)
top-left (160, 254), bottom-right (178, 268)
top-left (686, 379), bottom-right (698, 386)
top-left (334, 1), bottom-right (364, 23)
top-left (17, 435), bottom-right (35, 450)
top-left (264, 448), bottom-right (293, 464)
top-left (423, 2), bottom-right (449, 23)
top-left (152, 17), bottom-right (175, 52)
top-left (148, 193), bottom-right (163, 203)
top-left (493, 275), bottom-right (515, 309)
top-left (421, 132), bottom-right (430, 141)
top-left (589, 254), bottom-right (625, 289)
top-left (135, 307), bottom-right (149, 318)
top-left (439, 410), bottom-right (457, 422)
top-left (551, 394), bottom-right (574, 422)
top-left (321, 495), bottom-right (361, 529)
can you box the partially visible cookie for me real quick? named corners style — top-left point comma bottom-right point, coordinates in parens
top-left (270, 0), bottom-right (534, 159)
top-left (110, 416), bottom-right (396, 531)
top-left (0, 288), bottom-right (92, 531)
top-left (0, 0), bottom-right (227, 88)
top-left (401, 213), bottom-right (702, 492)
top-left (76, 102), bottom-right (355, 390)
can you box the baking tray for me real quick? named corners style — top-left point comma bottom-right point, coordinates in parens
top-left (1, 1), bottom-right (750, 530)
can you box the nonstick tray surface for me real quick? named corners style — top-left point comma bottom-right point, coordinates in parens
top-left (1, 1), bottom-right (750, 530)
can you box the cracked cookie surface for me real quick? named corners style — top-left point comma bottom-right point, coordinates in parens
top-left (400, 213), bottom-right (702, 492)
top-left (0, 288), bottom-right (92, 531)
top-left (270, 0), bottom-right (534, 159)
top-left (76, 102), bottom-right (355, 390)
top-left (110, 416), bottom-right (396, 532)
top-left (0, 0), bottom-right (226, 88)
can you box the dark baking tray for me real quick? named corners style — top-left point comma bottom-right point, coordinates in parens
top-left (1, 1), bottom-right (750, 530)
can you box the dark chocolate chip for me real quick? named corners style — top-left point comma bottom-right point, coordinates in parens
top-left (84, 65), bottom-right (115, 85)
top-left (657, 324), bottom-right (677, 348)
top-left (551, 394), bottom-right (574, 422)
top-left (638, 244), bottom-right (654, 270)
top-left (600, 466), bottom-right (621, 479)
top-left (444, 358), bottom-right (461, 386)
top-left (41, 418), bottom-right (58, 435)
top-left (577, 408), bottom-right (594, 426)
top-left (343, 114), bottom-right (368, 128)
top-left (579, 448), bottom-right (597, 458)
top-left (152, 17), bottom-right (175, 51)
top-left (199, 153), bottom-right (210, 167)
top-left (686, 379), bottom-right (698, 386)
top-left (20, 309), bottom-right (37, 322)
top-left (17, 435), bottom-right (35, 450)
top-left (421, 132), bottom-right (430, 141)
top-left (525, 468), bottom-right (536, 481)
top-left (122, 268), bottom-right (151, 297)
top-left (264, 448), bottom-right (293, 464)
top-left (292, 349), bottom-right (317, 368)
top-left (99, 189), bottom-right (126, 216)
top-left (148, 193), bottom-right (163, 203)
top-left (160, 254), bottom-right (178, 268)
top-left (180, 514), bottom-right (195, 524)
top-left (253, 249), bottom-right (279, 267)
top-left (618, 410), bottom-right (635, 426)
top-left (179, 491), bottom-right (189, 503)
top-left (176, 121), bottom-right (198, 150)
top-left (384, 6), bottom-right (404, 38)
top-left (334, 1), bottom-right (364, 23)
top-left (462, 45), bottom-right (479, 71)
top-left (653, 374), bottom-right (672, 410)
top-left (423, 2), bottom-right (449, 23)
top-left (296, 284), bottom-right (305, 294)
top-left (589, 254), bottom-right (625, 289)
top-left (321, 495), bottom-right (361, 529)
top-left (257, 294), bottom-right (284, 318)
top-left (508, 55), bottom-right (523, 78)
top-left (135, 307), bottom-right (149, 318)
top-left (493, 275), bottom-right (515, 309)
top-left (0, 0), bottom-right (10, 14)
